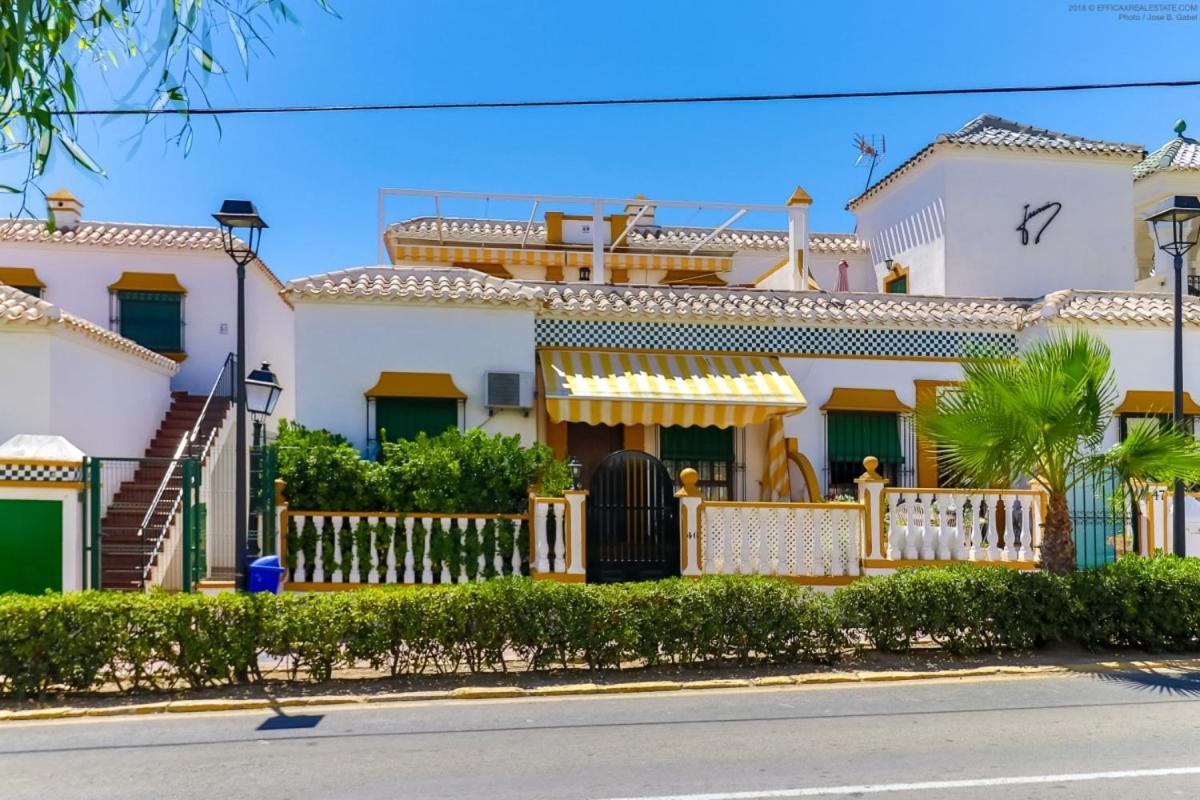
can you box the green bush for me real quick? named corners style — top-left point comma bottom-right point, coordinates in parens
top-left (836, 565), bottom-right (1070, 654)
top-left (274, 423), bottom-right (572, 513)
top-left (0, 577), bottom-right (838, 697)
top-left (273, 420), bottom-right (384, 511)
top-left (6, 560), bottom-right (1200, 699)
top-left (1070, 555), bottom-right (1200, 651)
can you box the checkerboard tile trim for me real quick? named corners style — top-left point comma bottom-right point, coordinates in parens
top-left (534, 319), bottom-right (1017, 359)
top-left (0, 462), bottom-right (83, 483)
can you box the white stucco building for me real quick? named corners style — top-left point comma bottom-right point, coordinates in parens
top-left (4, 111), bottom-right (1200, 591)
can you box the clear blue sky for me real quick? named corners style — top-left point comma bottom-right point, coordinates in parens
top-left (4, 0), bottom-right (1200, 280)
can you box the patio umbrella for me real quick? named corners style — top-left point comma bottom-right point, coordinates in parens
top-left (835, 259), bottom-right (850, 292)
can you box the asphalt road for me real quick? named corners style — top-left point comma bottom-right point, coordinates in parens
top-left (4, 669), bottom-right (1200, 800)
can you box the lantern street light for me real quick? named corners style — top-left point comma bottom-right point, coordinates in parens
top-left (567, 457), bottom-right (584, 490)
top-left (245, 362), bottom-right (283, 558)
top-left (213, 200), bottom-right (268, 591)
top-left (1145, 192), bottom-right (1200, 555)
top-left (246, 362), bottom-right (283, 421)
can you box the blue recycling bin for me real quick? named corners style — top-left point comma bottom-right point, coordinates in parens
top-left (248, 555), bottom-right (285, 594)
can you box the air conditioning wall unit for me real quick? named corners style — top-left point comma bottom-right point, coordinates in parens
top-left (485, 371), bottom-right (534, 414)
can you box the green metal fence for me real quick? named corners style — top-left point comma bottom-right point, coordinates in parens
top-left (83, 454), bottom-right (202, 591)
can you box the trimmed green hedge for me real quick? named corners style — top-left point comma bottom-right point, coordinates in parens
top-left (4, 558), bottom-right (1200, 698)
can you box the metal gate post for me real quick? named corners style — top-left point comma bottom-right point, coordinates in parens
top-left (87, 458), bottom-right (102, 590)
top-left (181, 458), bottom-right (196, 592)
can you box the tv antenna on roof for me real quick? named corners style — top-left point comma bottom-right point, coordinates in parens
top-left (853, 133), bottom-right (886, 193)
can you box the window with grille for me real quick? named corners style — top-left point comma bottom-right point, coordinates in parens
top-left (660, 425), bottom-right (735, 501)
top-left (114, 291), bottom-right (184, 353)
top-left (825, 411), bottom-right (913, 498)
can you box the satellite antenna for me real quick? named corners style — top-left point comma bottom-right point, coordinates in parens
top-left (853, 133), bottom-right (887, 193)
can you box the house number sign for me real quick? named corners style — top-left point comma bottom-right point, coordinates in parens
top-left (1016, 201), bottom-right (1062, 246)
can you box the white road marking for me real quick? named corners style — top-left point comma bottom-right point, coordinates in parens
top-left (595, 766), bottom-right (1200, 799)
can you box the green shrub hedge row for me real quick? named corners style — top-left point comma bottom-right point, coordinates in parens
top-left (3, 557), bottom-right (1200, 698)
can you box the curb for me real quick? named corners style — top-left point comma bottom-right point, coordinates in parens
top-left (3, 658), bottom-right (1198, 723)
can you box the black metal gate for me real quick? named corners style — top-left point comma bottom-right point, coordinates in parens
top-left (587, 450), bottom-right (680, 582)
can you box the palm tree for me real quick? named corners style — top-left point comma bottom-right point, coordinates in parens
top-left (918, 331), bottom-right (1200, 574)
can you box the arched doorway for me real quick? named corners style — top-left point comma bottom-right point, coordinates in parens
top-left (586, 450), bottom-right (680, 582)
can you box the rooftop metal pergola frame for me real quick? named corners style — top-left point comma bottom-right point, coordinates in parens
top-left (376, 188), bottom-right (808, 287)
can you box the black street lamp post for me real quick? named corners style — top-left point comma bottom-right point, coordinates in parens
top-left (213, 200), bottom-right (268, 591)
top-left (1145, 193), bottom-right (1200, 556)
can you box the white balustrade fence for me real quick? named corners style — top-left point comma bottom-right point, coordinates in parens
top-left (878, 490), bottom-right (1044, 563)
top-left (282, 512), bottom-right (529, 586)
top-left (199, 406), bottom-right (236, 578)
top-left (698, 502), bottom-right (862, 578)
top-left (529, 492), bottom-right (587, 578)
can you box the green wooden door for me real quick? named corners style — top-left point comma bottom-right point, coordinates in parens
top-left (0, 499), bottom-right (62, 593)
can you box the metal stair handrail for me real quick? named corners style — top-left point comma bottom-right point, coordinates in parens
top-left (137, 353), bottom-right (236, 584)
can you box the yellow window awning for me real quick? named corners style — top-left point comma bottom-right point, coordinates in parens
top-left (364, 372), bottom-right (466, 400)
top-left (1115, 390), bottom-right (1200, 416)
top-left (0, 267), bottom-right (45, 290)
top-left (540, 349), bottom-right (806, 428)
top-left (108, 272), bottom-right (187, 294)
top-left (820, 388), bottom-right (913, 414)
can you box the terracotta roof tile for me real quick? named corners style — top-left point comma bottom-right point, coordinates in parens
top-left (283, 266), bottom-right (544, 307)
top-left (541, 285), bottom-right (1024, 328)
top-left (849, 114), bottom-right (1144, 209)
top-left (1133, 136), bottom-right (1200, 180)
top-left (386, 217), bottom-right (867, 254)
top-left (0, 219), bottom-right (285, 291)
top-left (286, 268), bottom-right (1200, 331)
top-left (1023, 289), bottom-right (1200, 327)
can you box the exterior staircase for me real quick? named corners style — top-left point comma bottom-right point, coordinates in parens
top-left (99, 392), bottom-right (229, 590)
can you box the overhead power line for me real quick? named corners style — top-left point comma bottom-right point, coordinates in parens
top-left (57, 77), bottom-right (1200, 117)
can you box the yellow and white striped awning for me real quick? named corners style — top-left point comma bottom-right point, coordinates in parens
top-left (540, 350), bottom-right (806, 428)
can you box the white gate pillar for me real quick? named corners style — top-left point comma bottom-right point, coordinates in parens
top-left (563, 489), bottom-right (588, 577)
top-left (676, 468), bottom-right (704, 577)
top-left (855, 456), bottom-right (888, 563)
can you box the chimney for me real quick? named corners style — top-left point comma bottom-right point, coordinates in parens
top-left (46, 188), bottom-right (83, 232)
top-left (624, 194), bottom-right (656, 227)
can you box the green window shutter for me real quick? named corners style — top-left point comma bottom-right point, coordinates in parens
top-left (119, 291), bottom-right (183, 352)
top-left (886, 275), bottom-right (908, 294)
top-left (376, 397), bottom-right (458, 444)
top-left (660, 425), bottom-right (735, 461)
top-left (15, 286), bottom-right (41, 298)
top-left (827, 412), bottom-right (903, 464)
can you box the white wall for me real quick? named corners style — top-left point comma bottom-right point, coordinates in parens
top-left (0, 327), bottom-right (173, 458)
top-left (1067, 322), bottom-right (1200, 447)
top-left (48, 333), bottom-right (173, 457)
top-left (854, 149), bottom-right (1137, 298)
top-left (0, 241), bottom-right (294, 419)
top-left (1133, 171), bottom-right (1200, 281)
top-left (293, 301), bottom-right (537, 451)
top-left (778, 355), bottom-right (965, 491)
top-left (808, 252), bottom-right (875, 292)
top-left (854, 161), bottom-right (949, 295)
top-left (0, 331), bottom-right (53, 442)
top-left (943, 150), bottom-right (1134, 297)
